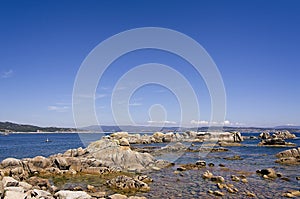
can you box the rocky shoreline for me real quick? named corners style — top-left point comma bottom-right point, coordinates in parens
top-left (0, 130), bottom-right (299, 198)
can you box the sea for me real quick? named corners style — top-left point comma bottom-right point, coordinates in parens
top-left (0, 132), bottom-right (299, 198)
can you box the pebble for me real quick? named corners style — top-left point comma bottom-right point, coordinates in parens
top-left (196, 160), bottom-right (206, 167)
top-left (226, 184), bottom-right (234, 188)
top-left (152, 167), bottom-right (161, 171)
top-left (208, 163), bottom-right (214, 167)
top-left (281, 177), bottom-right (291, 181)
top-left (288, 190), bottom-right (300, 197)
top-left (263, 175), bottom-right (269, 179)
top-left (241, 178), bottom-right (248, 183)
top-left (227, 187), bottom-right (235, 193)
top-left (217, 183), bottom-right (224, 189)
top-left (246, 191), bottom-right (256, 197)
top-left (214, 190), bottom-right (225, 196)
top-left (90, 192), bottom-right (106, 198)
top-left (240, 175), bottom-right (246, 179)
top-left (231, 175), bottom-right (240, 182)
top-left (87, 185), bottom-right (95, 191)
top-left (177, 167), bottom-right (186, 171)
top-left (282, 193), bottom-right (295, 198)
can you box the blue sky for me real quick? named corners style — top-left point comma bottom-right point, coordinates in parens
top-left (0, 0), bottom-right (299, 127)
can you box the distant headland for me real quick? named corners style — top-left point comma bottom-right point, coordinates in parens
top-left (1, 121), bottom-right (300, 133)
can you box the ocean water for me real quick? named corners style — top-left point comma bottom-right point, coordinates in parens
top-left (0, 132), bottom-right (299, 198)
top-left (0, 133), bottom-right (105, 161)
top-left (0, 132), bottom-right (299, 162)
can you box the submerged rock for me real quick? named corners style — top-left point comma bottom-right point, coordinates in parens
top-left (258, 138), bottom-right (296, 147)
top-left (219, 142), bottom-right (242, 147)
top-left (107, 175), bottom-right (150, 192)
top-left (224, 155), bottom-right (243, 160)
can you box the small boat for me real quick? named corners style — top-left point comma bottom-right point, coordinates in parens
top-left (45, 138), bottom-right (52, 143)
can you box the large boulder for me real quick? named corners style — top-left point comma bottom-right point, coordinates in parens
top-left (185, 131), bottom-right (197, 138)
top-left (26, 176), bottom-right (51, 190)
top-left (29, 156), bottom-right (51, 169)
top-left (119, 138), bottom-right (130, 146)
top-left (63, 147), bottom-right (88, 157)
top-left (108, 194), bottom-right (128, 199)
top-left (53, 157), bottom-right (70, 170)
top-left (163, 132), bottom-right (175, 142)
top-left (256, 168), bottom-right (279, 178)
top-left (153, 142), bottom-right (187, 156)
top-left (259, 131), bottom-right (271, 139)
top-left (3, 188), bottom-right (25, 199)
top-left (197, 132), bottom-right (243, 142)
top-left (0, 181), bottom-right (4, 197)
top-left (54, 190), bottom-right (91, 199)
top-left (25, 189), bottom-right (53, 199)
top-left (87, 139), bottom-right (155, 172)
top-left (275, 148), bottom-right (300, 165)
top-left (273, 130), bottom-right (296, 139)
top-left (232, 132), bottom-right (243, 142)
top-left (110, 132), bottom-right (129, 139)
top-left (126, 134), bottom-right (141, 144)
top-left (276, 147), bottom-right (300, 158)
top-left (0, 158), bottom-right (22, 168)
top-left (152, 132), bottom-right (165, 142)
top-left (2, 176), bottom-right (19, 187)
top-left (25, 156), bottom-right (52, 174)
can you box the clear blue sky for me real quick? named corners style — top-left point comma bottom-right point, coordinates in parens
top-left (0, 0), bottom-right (299, 127)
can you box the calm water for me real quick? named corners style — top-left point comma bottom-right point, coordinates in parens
top-left (0, 133), bottom-right (106, 161)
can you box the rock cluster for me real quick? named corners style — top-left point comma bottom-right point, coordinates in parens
top-left (258, 138), bottom-right (296, 147)
top-left (0, 175), bottom-right (147, 199)
top-left (275, 147), bottom-right (300, 165)
top-left (259, 130), bottom-right (296, 140)
top-left (0, 176), bottom-right (92, 199)
top-left (256, 168), bottom-right (280, 179)
top-left (202, 170), bottom-right (225, 183)
top-left (0, 138), bottom-right (159, 199)
top-left (273, 130), bottom-right (296, 139)
top-left (107, 175), bottom-right (151, 192)
top-left (258, 130), bottom-right (296, 147)
top-left (204, 170), bottom-right (251, 197)
top-left (107, 131), bottom-right (243, 145)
